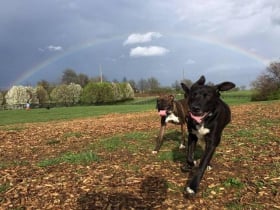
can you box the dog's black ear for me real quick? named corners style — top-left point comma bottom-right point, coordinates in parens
top-left (194, 75), bottom-right (206, 85)
top-left (181, 83), bottom-right (189, 95)
top-left (216, 82), bottom-right (236, 91)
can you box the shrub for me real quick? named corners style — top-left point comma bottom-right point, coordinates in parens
top-left (50, 83), bottom-right (82, 106)
top-left (81, 82), bottom-right (134, 105)
top-left (36, 85), bottom-right (50, 106)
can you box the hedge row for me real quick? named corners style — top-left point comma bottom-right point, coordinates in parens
top-left (81, 82), bottom-right (134, 104)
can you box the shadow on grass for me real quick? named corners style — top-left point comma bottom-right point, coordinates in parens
top-left (171, 141), bottom-right (205, 163)
top-left (155, 130), bottom-right (205, 164)
top-left (162, 130), bottom-right (181, 144)
top-left (77, 176), bottom-right (167, 209)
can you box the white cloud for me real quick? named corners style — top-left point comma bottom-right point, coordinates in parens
top-left (47, 45), bottom-right (63, 51)
top-left (173, 0), bottom-right (280, 38)
top-left (124, 32), bottom-right (162, 45)
top-left (130, 46), bottom-right (169, 57)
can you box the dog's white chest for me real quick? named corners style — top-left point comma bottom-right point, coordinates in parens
top-left (192, 123), bottom-right (210, 139)
top-left (165, 113), bottom-right (180, 123)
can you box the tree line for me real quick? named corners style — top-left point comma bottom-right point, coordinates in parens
top-left (1, 81), bottom-right (135, 109)
top-left (250, 62), bottom-right (280, 101)
top-left (54, 62), bottom-right (280, 101)
top-left (60, 68), bottom-right (171, 93)
top-left (1, 61), bottom-right (280, 109)
top-left (0, 68), bottom-right (193, 109)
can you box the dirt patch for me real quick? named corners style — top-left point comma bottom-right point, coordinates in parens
top-left (0, 102), bottom-right (279, 209)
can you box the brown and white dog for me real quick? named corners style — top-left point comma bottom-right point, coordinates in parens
top-left (152, 93), bottom-right (189, 154)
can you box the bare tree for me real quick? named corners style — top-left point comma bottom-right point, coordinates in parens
top-left (137, 79), bottom-right (148, 93)
top-left (267, 62), bottom-right (280, 86)
top-left (147, 77), bottom-right (160, 91)
top-left (251, 61), bottom-right (280, 100)
top-left (77, 73), bottom-right (89, 87)
top-left (61, 69), bottom-right (78, 84)
top-left (37, 79), bottom-right (54, 95)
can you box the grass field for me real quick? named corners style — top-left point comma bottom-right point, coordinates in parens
top-left (0, 93), bottom-right (279, 209)
top-left (0, 104), bottom-right (153, 126)
top-left (0, 91), bottom-right (252, 126)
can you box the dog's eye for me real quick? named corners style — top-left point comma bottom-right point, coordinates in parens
top-left (191, 93), bottom-right (197, 98)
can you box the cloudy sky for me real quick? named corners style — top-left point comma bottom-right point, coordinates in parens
top-left (1, 0), bottom-right (280, 89)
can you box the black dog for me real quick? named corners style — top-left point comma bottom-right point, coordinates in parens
top-left (180, 76), bottom-right (235, 196)
top-left (152, 94), bottom-right (189, 154)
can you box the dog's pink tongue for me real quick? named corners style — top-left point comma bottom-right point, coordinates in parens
top-left (159, 110), bottom-right (167, 116)
top-left (190, 112), bottom-right (206, 123)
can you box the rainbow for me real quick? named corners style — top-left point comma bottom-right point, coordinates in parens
top-left (177, 33), bottom-right (270, 66)
top-left (12, 33), bottom-right (270, 86)
top-left (12, 35), bottom-right (125, 87)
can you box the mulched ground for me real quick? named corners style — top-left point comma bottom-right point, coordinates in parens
top-left (0, 102), bottom-right (279, 209)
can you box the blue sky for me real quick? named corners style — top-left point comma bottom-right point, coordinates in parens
top-left (1, 0), bottom-right (280, 89)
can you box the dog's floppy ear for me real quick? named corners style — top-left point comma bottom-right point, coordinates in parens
top-left (195, 75), bottom-right (206, 85)
top-left (215, 82), bottom-right (236, 91)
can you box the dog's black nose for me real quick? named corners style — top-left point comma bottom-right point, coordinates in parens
top-left (191, 105), bottom-right (201, 113)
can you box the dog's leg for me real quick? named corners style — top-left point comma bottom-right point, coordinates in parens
top-left (152, 118), bottom-right (166, 154)
top-left (181, 133), bottom-right (197, 172)
top-left (179, 123), bottom-right (186, 149)
top-left (204, 139), bottom-right (214, 171)
top-left (184, 141), bottom-right (217, 195)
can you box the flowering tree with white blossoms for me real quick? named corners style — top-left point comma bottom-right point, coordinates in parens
top-left (67, 83), bottom-right (82, 104)
top-left (50, 83), bottom-right (82, 105)
top-left (81, 82), bottom-right (134, 104)
top-left (122, 82), bottom-right (134, 99)
top-left (0, 92), bottom-right (3, 105)
top-left (5, 86), bottom-right (39, 108)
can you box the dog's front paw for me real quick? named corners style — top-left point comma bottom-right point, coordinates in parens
top-left (183, 187), bottom-right (196, 198)
top-left (179, 144), bottom-right (186, 149)
top-left (207, 165), bottom-right (213, 171)
top-left (185, 187), bottom-right (195, 194)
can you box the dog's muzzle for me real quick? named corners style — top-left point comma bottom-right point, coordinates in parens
top-left (190, 112), bottom-right (209, 124)
top-left (158, 110), bottom-right (167, 116)
top-left (159, 109), bottom-right (173, 117)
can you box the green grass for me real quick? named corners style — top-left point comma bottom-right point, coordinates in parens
top-left (221, 90), bottom-right (252, 105)
top-left (90, 132), bottom-right (152, 153)
top-left (99, 136), bottom-right (127, 152)
top-left (0, 183), bottom-right (11, 193)
top-left (0, 104), bottom-right (153, 126)
top-left (38, 132), bottom-right (152, 168)
top-left (0, 91), bottom-right (252, 126)
top-left (223, 177), bottom-right (244, 189)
